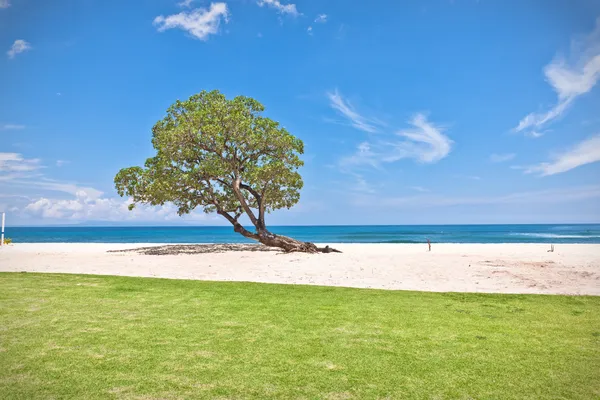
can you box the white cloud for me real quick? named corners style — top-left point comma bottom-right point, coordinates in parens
top-left (351, 174), bottom-right (376, 194)
top-left (257, 0), bottom-right (299, 16)
top-left (307, 26), bottom-right (313, 35)
top-left (153, 3), bottom-right (229, 41)
top-left (22, 191), bottom-right (216, 223)
top-left (0, 153), bottom-right (106, 201)
top-left (0, 0), bottom-right (10, 9)
top-left (515, 18), bottom-right (600, 135)
top-left (339, 141), bottom-right (380, 169)
top-left (453, 174), bottom-right (481, 181)
top-left (0, 153), bottom-right (42, 173)
top-left (490, 153), bottom-right (516, 163)
top-left (409, 186), bottom-right (430, 192)
top-left (340, 114), bottom-right (453, 168)
top-left (24, 192), bottom-right (125, 220)
top-left (327, 89), bottom-right (381, 133)
top-left (0, 153), bottom-right (210, 223)
top-left (178, 0), bottom-right (194, 8)
top-left (1, 124), bottom-right (25, 130)
top-left (56, 160), bottom-right (69, 167)
top-left (315, 14), bottom-right (327, 23)
top-left (12, 179), bottom-right (104, 199)
top-left (523, 134), bottom-right (600, 176)
top-left (7, 39), bottom-right (31, 59)
top-left (0, 161), bottom-right (216, 223)
top-left (353, 185), bottom-right (600, 208)
top-left (526, 130), bottom-right (545, 139)
top-left (391, 114), bottom-right (453, 163)
top-left (328, 89), bottom-right (453, 174)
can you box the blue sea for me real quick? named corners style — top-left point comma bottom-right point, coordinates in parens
top-left (4, 224), bottom-right (600, 244)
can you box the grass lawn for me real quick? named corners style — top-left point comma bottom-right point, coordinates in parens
top-left (0, 273), bottom-right (599, 399)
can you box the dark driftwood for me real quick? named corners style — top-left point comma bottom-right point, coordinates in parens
top-left (108, 244), bottom-right (274, 256)
top-left (108, 243), bottom-right (342, 255)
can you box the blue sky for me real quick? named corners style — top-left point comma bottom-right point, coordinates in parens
top-left (1, 0), bottom-right (600, 226)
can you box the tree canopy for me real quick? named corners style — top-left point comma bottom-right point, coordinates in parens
top-left (114, 90), bottom-right (338, 253)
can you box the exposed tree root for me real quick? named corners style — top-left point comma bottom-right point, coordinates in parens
top-left (256, 232), bottom-right (342, 254)
top-left (108, 244), bottom-right (274, 255)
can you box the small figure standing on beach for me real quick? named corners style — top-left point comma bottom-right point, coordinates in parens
top-left (427, 238), bottom-right (431, 252)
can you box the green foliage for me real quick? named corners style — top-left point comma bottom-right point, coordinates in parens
top-left (3, 237), bottom-right (12, 245)
top-left (1, 273), bottom-right (599, 399)
top-left (115, 90), bottom-right (304, 218)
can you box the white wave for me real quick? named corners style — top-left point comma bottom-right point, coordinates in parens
top-left (510, 233), bottom-right (600, 239)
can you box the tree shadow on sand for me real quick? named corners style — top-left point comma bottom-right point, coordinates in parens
top-left (108, 244), bottom-right (277, 256)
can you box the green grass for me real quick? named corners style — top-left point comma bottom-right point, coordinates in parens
top-left (0, 273), bottom-right (599, 399)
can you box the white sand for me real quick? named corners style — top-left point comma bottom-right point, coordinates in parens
top-left (1, 243), bottom-right (599, 295)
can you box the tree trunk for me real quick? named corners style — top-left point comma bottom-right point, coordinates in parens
top-left (226, 181), bottom-right (340, 254)
top-left (226, 220), bottom-right (338, 253)
top-left (255, 229), bottom-right (341, 254)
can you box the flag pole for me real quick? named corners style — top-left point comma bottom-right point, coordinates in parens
top-left (1, 212), bottom-right (5, 246)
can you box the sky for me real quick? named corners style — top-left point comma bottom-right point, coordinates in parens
top-left (1, 0), bottom-right (600, 226)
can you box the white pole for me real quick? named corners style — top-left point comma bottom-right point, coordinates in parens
top-left (1, 212), bottom-right (4, 246)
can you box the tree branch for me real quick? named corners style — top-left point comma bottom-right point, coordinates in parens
top-left (239, 183), bottom-right (261, 201)
top-left (232, 178), bottom-right (261, 230)
top-left (240, 182), bottom-right (265, 229)
top-left (216, 209), bottom-right (259, 241)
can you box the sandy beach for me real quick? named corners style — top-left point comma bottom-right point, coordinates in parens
top-left (1, 243), bottom-right (599, 295)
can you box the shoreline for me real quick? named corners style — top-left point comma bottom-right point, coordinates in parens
top-left (2, 242), bottom-right (599, 246)
top-left (1, 243), bottom-right (599, 295)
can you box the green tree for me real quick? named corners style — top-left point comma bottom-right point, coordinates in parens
top-left (115, 90), bottom-right (339, 253)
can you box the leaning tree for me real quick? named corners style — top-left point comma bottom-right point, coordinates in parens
top-left (114, 90), bottom-right (339, 253)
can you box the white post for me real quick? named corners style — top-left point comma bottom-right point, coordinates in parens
top-left (1, 212), bottom-right (4, 246)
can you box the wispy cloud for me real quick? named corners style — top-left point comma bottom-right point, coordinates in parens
top-left (178, 0), bottom-right (193, 8)
top-left (327, 90), bottom-right (452, 168)
top-left (490, 153), bottom-right (516, 163)
top-left (392, 114), bottom-right (453, 163)
top-left (340, 113), bottom-right (453, 168)
top-left (0, 153), bottom-right (42, 173)
top-left (526, 130), bottom-right (546, 138)
top-left (307, 26), bottom-right (313, 35)
top-left (14, 179), bottom-right (104, 198)
top-left (0, 0), bottom-right (10, 9)
top-left (409, 186), bottom-right (430, 192)
top-left (340, 142), bottom-right (380, 169)
top-left (353, 185), bottom-right (600, 208)
top-left (327, 89), bottom-right (381, 133)
top-left (515, 18), bottom-right (600, 135)
top-left (257, 0), bottom-right (299, 16)
top-left (1, 124), bottom-right (25, 130)
top-left (56, 160), bottom-right (69, 167)
top-left (153, 3), bottom-right (229, 41)
top-left (351, 174), bottom-right (376, 194)
top-left (3, 180), bottom-right (99, 200)
top-left (454, 174), bottom-right (481, 181)
top-left (0, 153), bottom-right (101, 199)
top-left (314, 14), bottom-right (327, 23)
top-left (523, 133), bottom-right (600, 176)
top-left (7, 39), bottom-right (31, 59)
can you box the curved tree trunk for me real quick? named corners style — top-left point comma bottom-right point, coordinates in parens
top-left (227, 219), bottom-right (340, 253)
top-left (223, 180), bottom-right (342, 254)
top-left (255, 229), bottom-right (341, 253)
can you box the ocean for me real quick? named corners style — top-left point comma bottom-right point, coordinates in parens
top-left (4, 224), bottom-right (600, 244)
